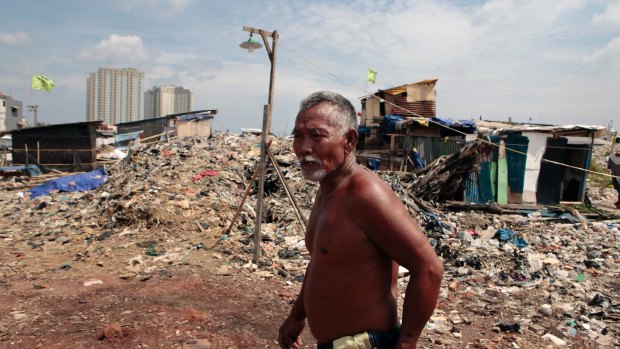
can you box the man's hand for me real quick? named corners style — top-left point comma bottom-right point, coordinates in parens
top-left (394, 332), bottom-right (419, 349)
top-left (278, 316), bottom-right (305, 349)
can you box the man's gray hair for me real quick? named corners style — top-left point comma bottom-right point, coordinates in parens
top-left (299, 91), bottom-right (357, 135)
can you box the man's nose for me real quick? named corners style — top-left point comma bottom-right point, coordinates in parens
top-left (294, 138), bottom-right (312, 156)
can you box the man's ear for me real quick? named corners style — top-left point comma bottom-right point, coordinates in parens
top-left (344, 129), bottom-right (358, 153)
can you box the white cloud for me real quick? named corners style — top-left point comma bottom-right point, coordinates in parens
top-left (246, 0), bottom-right (617, 130)
top-left (115, 0), bottom-right (192, 17)
top-left (167, 0), bottom-right (192, 14)
top-left (593, 0), bottom-right (620, 26)
top-left (78, 34), bottom-right (148, 63)
top-left (584, 35), bottom-right (620, 69)
top-left (0, 31), bottom-right (30, 46)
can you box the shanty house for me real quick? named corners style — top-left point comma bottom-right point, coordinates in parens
top-left (467, 121), bottom-right (607, 205)
top-left (10, 121), bottom-right (102, 172)
top-left (175, 110), bottom-right (217, 138)
top-left (115, 109), bottom-right (217, 143)
top-left (357, 79), bottom-right (477, 171)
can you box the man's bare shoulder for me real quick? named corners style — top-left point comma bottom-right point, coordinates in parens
top-left (347, 166), bottom-right (401, 205)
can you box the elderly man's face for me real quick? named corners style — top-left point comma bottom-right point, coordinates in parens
top-left (292, 103), bottom-right (347, 182)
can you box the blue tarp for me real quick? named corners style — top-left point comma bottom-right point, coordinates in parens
top-left (178, 113), bottom-right (214, 122)
top-left (379, 115), bottom-right (404, 139)
top-left (494, 228), bottom-right (528, 248)
top-left (410, 150), bottom-right (425, 169)
top-left (367, 158), bottom-right (381, 170)
top-left (431, 117), bottom-right (478, 134)
top-left (431, 116), bottom-right (455, 127)
top-left (115, 130), bottom-right (143, 149)
top-left (29, 167), bottom-right (108, 199)
top-left (358, 127), bottom-right (371, 134)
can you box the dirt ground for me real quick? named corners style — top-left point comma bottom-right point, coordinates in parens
top-left (0, 249), bottom-right (315, 349)
top-left (0, 256), bottom-right (547, 349)
top-left (2, 238), bottom-right (612, 349)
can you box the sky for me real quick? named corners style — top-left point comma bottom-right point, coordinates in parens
top-left (0, 0), bottom-right (619, 135)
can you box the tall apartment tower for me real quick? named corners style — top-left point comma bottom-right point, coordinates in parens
top-left (86, 67), bottom-right (144, 125)
top-left (144, 85), bottom-right (192, 119)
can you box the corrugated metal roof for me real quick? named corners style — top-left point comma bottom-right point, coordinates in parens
top-left (477, 121), bottom-right (607, 137)
top-left (381, 79), bottom-right (438, 96)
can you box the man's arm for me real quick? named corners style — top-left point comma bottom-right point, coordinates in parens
top-left (396, 256), bottom-right (444, 348)
top-left (354, 175), bottom-right (444, 348)
top-left (278, 262), bottom-right (310, 349)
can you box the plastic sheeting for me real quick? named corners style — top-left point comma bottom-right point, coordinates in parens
top-left (379, 115), bottom-right (404, 139)
top-left (29, 167), bottom-right (108, 199)
top-left (367, 158), bottom-right (381, 170)
top-left (494, 228), bottom-right (528, 248)
top-left (431, 117), bottom-right (478, 134)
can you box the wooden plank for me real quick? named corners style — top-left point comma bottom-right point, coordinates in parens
top-left (497, 141), bottom-right (508, 205)
top-left (491, 161), bottom-right (497, 199)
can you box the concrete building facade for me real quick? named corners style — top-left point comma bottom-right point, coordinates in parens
top-left (86, 68), bottom-right (144, 125)
top-left (144, 85), bottom-right (192, 119)
top-left (0, 94), bottom-right (24, 132)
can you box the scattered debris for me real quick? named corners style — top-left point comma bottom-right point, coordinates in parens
top-left (0, 132), bottom-right (618, 348)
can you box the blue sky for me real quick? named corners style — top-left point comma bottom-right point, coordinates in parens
top-left (1, 0), bottom-right (618, 135)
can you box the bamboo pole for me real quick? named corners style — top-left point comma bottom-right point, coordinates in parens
top-left (264, 142), bottom-right (307, 230)
top-left (37, 141), bottom-right (40, 164)
top-left (220, 163), bottom-right (261, 236)
top-left (389, 134), bottom-right (395, 170)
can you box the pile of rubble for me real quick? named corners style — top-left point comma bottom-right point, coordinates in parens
top-left (0, 133), bottom-right (618, 347)
top-left (0, 133), bottom-right (317, 279)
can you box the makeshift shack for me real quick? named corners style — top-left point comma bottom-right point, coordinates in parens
top-left (116, 116), bottom-right (172, 143)
top-left (464, 121), bottom-right (607, 205)
top-left (357, 79), bottom-right (477, 171)
top-left (0, 135), bottom-right (11, 167)
top-left (175, 110), bottom-right (217, 138)
top-left (10, 121), bottom-right (102, 172)
top-left (115, 109), bottom-right (217, 143)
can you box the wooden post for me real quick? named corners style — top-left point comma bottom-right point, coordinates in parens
top-left (25, 144), bottom-right (28, 165)
top-left (252, 104), bottom-right (270, 265)
top-left (37, 141), bottom-right (40, 164)
top-left (389, 134), bottom-right (395, 171)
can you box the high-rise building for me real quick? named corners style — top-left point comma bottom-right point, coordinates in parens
top-left (144, 85), bottom-right (192, 118)
top-left (86, 67), bottom-right (144, 125)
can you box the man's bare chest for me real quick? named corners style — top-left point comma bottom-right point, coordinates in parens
top-left (305, 197), bottom-right (372, 259)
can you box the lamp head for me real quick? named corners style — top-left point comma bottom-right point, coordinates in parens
top-left (239, 33), bottom-right (262, 53)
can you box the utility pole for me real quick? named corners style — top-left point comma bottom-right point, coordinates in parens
top-left (240, 26), bottom-right (279, 265)
top-left (27, 105), bottom-right (38, 127)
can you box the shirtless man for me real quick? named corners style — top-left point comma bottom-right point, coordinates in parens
top-left (278, 92), bottom-right (444, 349)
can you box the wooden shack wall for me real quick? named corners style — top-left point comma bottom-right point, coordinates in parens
top-left (176, 119), bottom-right (212, 138)
top-left (11, 124), bottom-right (97, 171)
top-left (117, 118), bottom-right (170, 142)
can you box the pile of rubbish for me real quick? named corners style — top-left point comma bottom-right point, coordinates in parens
top-left (0, 132), bottom-right (618, 347)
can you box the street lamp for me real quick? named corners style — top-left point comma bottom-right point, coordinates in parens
top-left (240, 26), bottom-right (279, 265)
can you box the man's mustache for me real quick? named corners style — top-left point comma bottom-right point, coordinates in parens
top-left (300, 156), bottom-right (321, 164)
